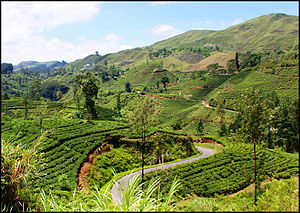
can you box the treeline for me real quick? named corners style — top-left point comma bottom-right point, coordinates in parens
top-left (221, 88), bottom-right (299, 153)
top-left (148, 45), bottom-right (218, 59)
top-left (1, 63), bottom-right (13, 74)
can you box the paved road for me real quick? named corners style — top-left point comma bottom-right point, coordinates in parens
top-left (111, 146), bottom-right (217, 204)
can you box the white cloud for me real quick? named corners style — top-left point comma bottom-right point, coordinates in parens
top-left (1, 2), bottom-right (100, 41)
top-left (1, 2), bottom-right (132, 64)
top-left (105, 33), bottom-right (122, 41)
top-left (2, 33), bottom-right (133, 65)
top-left (151, 24), bottom-right (182, 37)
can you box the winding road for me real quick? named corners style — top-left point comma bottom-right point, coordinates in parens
top-left (111, 146), bottom-right (217, 204)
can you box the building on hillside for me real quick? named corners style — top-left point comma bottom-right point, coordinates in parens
top-left (81, 64), bottom-right (91, 70)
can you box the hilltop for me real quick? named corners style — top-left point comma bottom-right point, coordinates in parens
top-left (66, 13), bottom-right (298, 73)
top-left (13, 60), bottom-right (68, 72)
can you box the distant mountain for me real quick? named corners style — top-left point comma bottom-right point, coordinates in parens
top-left (68, 13), bottom-right (298, 72)
top-left (152, 13), bottom-right (299, 52)
top-left (13, 60), bottom-right (68, 72)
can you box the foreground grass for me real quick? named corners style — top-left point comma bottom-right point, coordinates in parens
top-left (40, 175), bottom-right (180, 212)
top-left (179, 176), bottom-right (299, 212)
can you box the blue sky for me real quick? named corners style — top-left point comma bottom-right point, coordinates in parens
top-left (1, 1), bottom-right (299, 65)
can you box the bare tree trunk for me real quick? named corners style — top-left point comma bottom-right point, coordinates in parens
top-left (254, 140), bottom-right (257, 206)
top-left (141, 130), bottom-right (145, 187)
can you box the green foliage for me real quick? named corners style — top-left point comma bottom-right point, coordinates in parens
top-left (197, 120), bottom-right (204, 135)
top-left (125, 82), bottom-right (131, 92)
top-left (182, 176), bottom-right (299, 212)
top-left (1, 63), bottom-right (13, 74)
top-left (231, 88), bottom-right (299, 153)
top-left (1, 138), bottom-right (41, 212)
top-left (75, 71), bottom-right (99, 118)
top-left (39, 175), bottom-right (180, 212)
top-left (2, 92), bottom-right (10, 100)
top-left (29, 77), bottom-right (42, 101)
top-left (40, 81), bottom-right (69, 101)
top-left (143, 141), bottom-right (299, 198)
top-left (87, 133), bottom-right (196, 190)
top-left (87, 147), bottom-right (141, 189)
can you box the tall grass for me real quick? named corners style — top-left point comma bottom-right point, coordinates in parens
top-left (1, 131), bottom-right (49, 212)
top-left (1, 138), bottom-right (35, 212)
top-left (39, 174), bottom-right (180, 211)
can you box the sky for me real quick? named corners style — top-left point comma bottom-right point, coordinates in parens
top-left (1, 1), bottom-right (299, 65)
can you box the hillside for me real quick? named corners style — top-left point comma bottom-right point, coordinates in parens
top-left (152, 13), bottom-right (298, 52)
top-left (67, 13), bottom-right (298, 73)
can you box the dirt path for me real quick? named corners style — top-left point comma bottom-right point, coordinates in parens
top-left (78, 143), bottom-right (110, 191)
top-left (111, 146), bottom-right (217, 204)
top-left (201, 100), bottom-right (238, 113)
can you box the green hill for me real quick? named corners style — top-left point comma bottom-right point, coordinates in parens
top-left (13, 60), bottom-right (68, 72)
top-left (66, 13), bottom-right (298, 72)
top-left (152, 13), bottom-right (298, 53)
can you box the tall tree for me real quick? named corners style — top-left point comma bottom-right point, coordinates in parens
top-left (215, 102), bottom-right (225, 123)
top-left (123, 96), bottom-right (159, 183)
top-left (238, 88), bottom-right (264, 206)
top-left (73, 84), bottom-right (81, 110)
top-left (161, 76), bottom-right (169, 89)
top-left (116, 91), bottom-right (121, 113)
top-left (23, 91), bottom-right (30, 120)
top-left (125, 82), bottom-right (131, 93)
top-left (36, 103), bottom-right (48, 132)
top-left (197, 120), bottom-right (204, 135)
top-left (75, 71), bottom-right (99, 118)
top-left (30, 77), bottom-right (42, 101)
top-left (235, 52), bottom-right (240, 72)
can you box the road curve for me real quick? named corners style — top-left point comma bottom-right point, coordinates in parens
top-left (111, 146), bottom-right (217, 204)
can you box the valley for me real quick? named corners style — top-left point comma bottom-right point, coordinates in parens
top-left (1, 13), bottom-right (299, 212)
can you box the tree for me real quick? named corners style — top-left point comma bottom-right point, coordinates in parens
top-left (73, 84), bottom-right (81, 110)
top-left (219, 123), bottom-right (227, 136)
top-left (116, 91), bottom-right (121, 113)
top-left (238, 88), bottom-right (265, 206)
top-left (30, 77), bottom-right (41, 100)
top-left (215, 102), bottom-right (225, 122)
top-left (75, 71), bottom-right (99, 118)
top-left (2, 92), bottom-right (10, 100)
top-left (226, 59), bottom-right (237, 74)
top-left (197, 120), bottom-right (204, 135)
top-left (161, 76), bottom-right (169, 89)
top-left (275, 96), bottom-right (299, 152)
top-left (207, 63), bottom-right (219, 74)
top-left (156, 80), bottom-right (160, 89)
top-left (125, 82), bottom-right (131, 93)
top-left (123, 96), bottom-right (159, 183)
top-left (235, 52), bottom-right (240, 72)
top-left (38, 81), bottom-right (69, 100)
top-left (23, 91), bottom-right (30, 120)
top-left (1, 63), bottom-right (13, 74)
top-left (36, 103), bottom-right (48, 132)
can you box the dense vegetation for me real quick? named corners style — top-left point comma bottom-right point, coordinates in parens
top-left (143, 139), bottom-right (298, 198)
top-left (181, 176), bottom-right (299, 212)
top-left (1, 13), bottom-right (299, 212)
